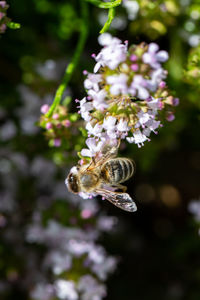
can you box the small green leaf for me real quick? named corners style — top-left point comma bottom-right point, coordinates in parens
top-left (69, 113), bottom-right (79, 122)
top-left (7, 22), bottom-right (21, 29)
top-left (79, 127), bottom-right (88, 137)
top-left (92, 110), bottom-right (104, 120)
top-left (108, 103), bottom-right (118, 113)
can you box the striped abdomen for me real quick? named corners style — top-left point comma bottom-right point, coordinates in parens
top-left (102, 158), bottom-right (135, 184)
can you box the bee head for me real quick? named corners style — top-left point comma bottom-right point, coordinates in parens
top-left (65, 166), bottom-right (80, 193)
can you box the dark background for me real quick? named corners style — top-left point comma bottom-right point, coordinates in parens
top-left (0, 1), bottom-right (200, 299)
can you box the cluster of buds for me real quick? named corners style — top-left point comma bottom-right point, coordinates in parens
top-left (123, 0), bottom-right (180, 39)
top-left (185, 45), bottom-right (200, 88)
top-left (78, 33), bottom-right (178, 157)
top-left (0, 1), bottom-right (9, 34)
top-left (40, 104), bottom-right (74, 148)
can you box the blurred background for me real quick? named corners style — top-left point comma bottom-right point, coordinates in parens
top-left (0, 0), bottom-right (200, 299)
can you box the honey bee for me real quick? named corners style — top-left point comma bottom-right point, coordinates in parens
top-left (66, 145), bottom-right (137, 212)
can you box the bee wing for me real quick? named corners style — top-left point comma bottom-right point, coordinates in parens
top-left (86, 144), bottom-right (118, 171)
top-left (95, 188), bottom-right (137, 212)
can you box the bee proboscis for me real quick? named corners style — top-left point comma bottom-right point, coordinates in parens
top-left (66, 145), bottom-right (137, 212)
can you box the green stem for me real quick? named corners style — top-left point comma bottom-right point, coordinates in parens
top-left (100, 7), bottom-right (115, 33)
top-left (85, 0), bottom-right (121, 9)
top-left (46, 1), bottom-right (89, 118)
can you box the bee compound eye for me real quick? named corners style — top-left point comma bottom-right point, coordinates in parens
top-left (68, 173), bottom-right (79, 193)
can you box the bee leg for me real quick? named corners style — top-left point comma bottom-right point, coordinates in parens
top-left (112, 184), bottom-right (127, 192)
top-left (117, 138), bottom-right (121, 148)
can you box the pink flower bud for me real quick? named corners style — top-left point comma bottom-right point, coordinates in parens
top-left (158, 101), bottom-right (164, 110)
top-left (54, 138), bottom-right (61, 147)
top-left (166, 113), bottom-right (175, 122)
top-left (0, 12), bottom-right (5, 20)
top-left (56, 123), bottom-right (62, 129)
top-left (83, 70), bottom-right (88, 75)
top-left (40, 104), bottom-right (49, 114)
top-left (45, 122), bottom-right (52, 129)
top-left (131, 64), bottom-right (139, 72)
top-left (91, 53), bottom-right (96, 58)
top-left (159, 81), bottom-right (166, 89)
top-left (81, 209), bottom-right (92, 219)
top-left (63, 120), bottom-right (71, 127)
top-left (80, 159), bottom-right (84, 165)
top-left (52, 113), bottom-right (59, 120)
top-left (0, 24), bottom-right (6, 33)
top-left (173, 98), bottom-right (179, 106)
top-left (130, 54), bottom-right (138, 62)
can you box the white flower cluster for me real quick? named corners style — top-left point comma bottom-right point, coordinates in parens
top-left (27, 213), bottom-right (117, 300)
top-left (77, 33), bottom-right (178, 155)
top-left (188, 199), bottom-right (200, 223)
top-left (188, 198), bottom-right (200, 236)
top-left (122, 0), bottom-right (139, 21)
top-left (0, 65), bottom-right (118, 300)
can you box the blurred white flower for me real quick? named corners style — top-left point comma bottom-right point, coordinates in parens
top-left (55, 280), bottom-right (78, 300)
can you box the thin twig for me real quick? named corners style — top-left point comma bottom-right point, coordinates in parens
top-left (46, 1), bottom-right (89, 118)
top-left (100, 7), bottom-right (115, 33)
top-left (85, 0), bottom-right (121, 9)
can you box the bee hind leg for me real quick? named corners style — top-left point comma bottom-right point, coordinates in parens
top-left (111, 184), bottom-right (127, 193)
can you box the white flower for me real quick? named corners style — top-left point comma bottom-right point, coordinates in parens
top-left (94, 34), bottom-right (127, 72)
top-left (126, 136), bottom-right (134, 143)
top-left (143, 43), bottom-right (169, 69)
top-left (127, 129), bottom-right (148, 146)
top-left (81, 138), bottom-right (104, 157)
top-left (137, 110), bottom-right (150, 126)
top-left (143, 119), bottom-right (160, 136)
top-left (55, 280), bottom-right (78, 300)
top-left (86, 122), bottom-right (103, 137)
top-left (133, 130), bottom-right (148, 145)
top-left (117, 119), bottom-right (130, 132)
top-left (103, 116), bottom-right (116, 130)
top-left (88, 246), bottom-right (105, 264)
top-left (31, 283), bottom-right (54, 300)
top-left (98, 33), bottom-right (120, 46)
top-left (88, 89), bottom-right (107, 110)
top-left (147, 98), bottom-right (161, 110)
top-left (0, 121), bottom-right (16, 141)
top-left (188, 200), bottom-right (200, 221)
top-left (79, 97), bottom-right (93, 121)
top-left (123, 0), bottom-right (139, 20)
top-left (91, 256), bottom-right (117, 280)
top-left (44, 251), bottom-right (72, 275)
top-left (78, 275), bottom-right (107, 300)
top-left (97, 216), bottom-right (117, 232)
top-left (84, 74), bottom-right (102, 92)
top-left (147, 68), bottom-right (167, 91)
top-left (129, 75), bottom-right (149, 99)
top-left (68, 240), bottom-right (91, 256)
top-left (106, 74), bottom-right (128, 95)
top-left (103, 116), bottom-right (117, 139)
